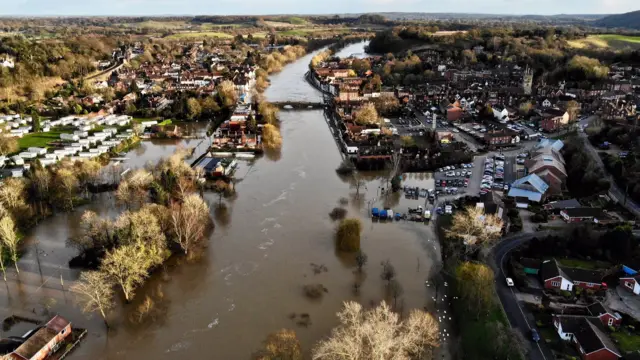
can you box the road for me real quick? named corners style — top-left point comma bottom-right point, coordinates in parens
top-left (491, 232), bottom-right (556, 360)
top-left (579, 116), bottom-right (640, 218)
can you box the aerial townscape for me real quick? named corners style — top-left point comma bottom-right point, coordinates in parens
top-left (2, 2), bottom-right (640, 360)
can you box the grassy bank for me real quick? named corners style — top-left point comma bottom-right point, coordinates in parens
top-left (567, 34), bottom-right (640, 50)
top-left (17, 131), bottom-right (66, 150)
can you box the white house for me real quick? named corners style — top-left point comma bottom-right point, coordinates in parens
top-left (10, 155), bottom-right (24, 165)
top-left (18, 152), bottom-right (37, 160)
top-left (27, 147), bottom-right (47, 156)
top-left (492, 105), bottom-right (509, 122)
top-left (620, 275), bottom-right (640, 295)
top-left (542, 98), bottom-right (552, 108)
top-left (60, 133), bottom-right (80, 141)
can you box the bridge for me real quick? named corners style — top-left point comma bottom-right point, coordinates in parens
top-left (271, 101), bottom-right (326, 110)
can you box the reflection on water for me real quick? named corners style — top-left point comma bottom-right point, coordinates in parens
top-left (0, 41), bottom-right (449, 360)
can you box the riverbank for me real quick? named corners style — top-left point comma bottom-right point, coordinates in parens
top-left (0, 41), bottom-right (450, 360)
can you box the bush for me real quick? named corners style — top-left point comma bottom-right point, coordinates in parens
top-left (335, 218), bottom-right (362, 252)
top-left (329, 207), bottom-right (347, 221)
top-left (531, 212), bottom-right (548, 223)
top-left (303, 284), bottom-right (328, 299)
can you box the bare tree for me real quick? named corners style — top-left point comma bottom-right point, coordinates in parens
top-left (101, 244), bottom-right (148, 302)
top-left (312, 301), bottom-right (439, 360)
top-left (355, 250), bottom-right (368, 272)
top-left (0, 236), bottom-right (6, 281)
top-left (389, 279), bottom-right (404, 309)
top-left (0, 216), bottom-right (20, 273)
top-left (213, 180), bottom-right (229, 204)
top-left (446, 206), bottom-right (503, 253)
top-left (381, 260), bottom-right (396, 286)
top-left (71, 271), bottom-right (115, 328)
top-left (350, 173), bottom-right (367, 198)
top-left (171, 194), bottom-right (211, 255)
top-left (116, 168), bottom-right (153, 209)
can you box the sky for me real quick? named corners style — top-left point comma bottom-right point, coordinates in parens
top-left (1, 0), bottom-right (638, 16)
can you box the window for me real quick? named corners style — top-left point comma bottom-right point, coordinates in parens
top-left (625, 281), bottom-right (634, 289)
top-left (551, 281), bottom-right (560, 287)
top-left (608, 318), bottom-right (614, 326)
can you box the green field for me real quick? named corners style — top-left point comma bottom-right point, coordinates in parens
top-left (200, 23), bottom-right (247, 29)
top-left (165, 31), bottom-right (235, 40)
top-left (568, 34), bottom-right (640, 50)
top-left (277, 28), bottom-right (350, 37)
top-left (611, 331), bottom-right (640, 353)
top-left (17, 131), bottom-right (63, 150)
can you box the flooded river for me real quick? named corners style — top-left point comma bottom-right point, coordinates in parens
top-left (0, 42), bottom-right (450, 359)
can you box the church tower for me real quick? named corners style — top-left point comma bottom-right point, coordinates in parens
top-left (522, 67), bottom-right (533, 95)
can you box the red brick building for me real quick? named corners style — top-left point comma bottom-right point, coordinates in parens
top-left (541, 259), bottom-right (605, 292)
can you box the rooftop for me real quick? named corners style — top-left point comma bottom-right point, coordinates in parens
top-left (555, 316), bottom-right (620, 356)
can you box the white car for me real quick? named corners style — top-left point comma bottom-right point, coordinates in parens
top-left (506, 278), bottom-right (514, 287)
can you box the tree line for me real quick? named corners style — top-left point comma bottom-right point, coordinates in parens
top-left (70, 148), bottom-right (213, 326)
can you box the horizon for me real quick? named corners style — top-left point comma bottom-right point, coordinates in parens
top-left (1, 0), bottom-right (638, 17)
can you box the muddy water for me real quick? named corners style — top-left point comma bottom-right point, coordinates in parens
top-left (0, 42), bottom-right (449, 359)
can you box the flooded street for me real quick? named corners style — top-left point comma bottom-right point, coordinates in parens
top-left (0, 42), bottom-right (449, 359)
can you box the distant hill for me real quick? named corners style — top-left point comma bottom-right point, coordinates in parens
top-left (594, 10), bottom-right (640, 29)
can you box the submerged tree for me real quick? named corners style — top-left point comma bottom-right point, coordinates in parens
top-left (100, 244), bottom-right (148, 302)
top-left (355, 250), bottom-right (368, 272)
top-left (72, 270), bottom-right (116, 328)
top-left (262, 124), bottom-right (283, 150)
top-left (0, 216), bottom-right (20, 273)
top-left (253, 329), bottom-right (303, 360)
top-left (381, 259), bottom-right (396, 286)
top-left (335, 218), bottom-right (362, 252)
top-left (171, 194), bottom-right (211, 255)
top-left (312, 301), bottom-right (439, 360)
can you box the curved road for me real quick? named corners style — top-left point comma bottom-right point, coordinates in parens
top-left (490, 232), bottom-right (556, 360)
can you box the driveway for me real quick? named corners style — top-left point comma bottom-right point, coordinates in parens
top-left (606, 287), bottom-right (640, 322)
top-left (491, 232), bottom-right (557, 360)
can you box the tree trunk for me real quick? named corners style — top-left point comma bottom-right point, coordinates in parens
top-left (13, 258), bottom-right (19, 273)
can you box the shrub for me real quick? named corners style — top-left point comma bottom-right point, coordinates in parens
top-left (329, 207), bottom-right (347, 221)
top-left (303, 284), bottom-right (328, 299)
top-left (335, 218), bottom-right (362, 252)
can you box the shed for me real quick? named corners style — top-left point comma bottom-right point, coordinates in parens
top-left (520, 258), bottom-right (541, 275)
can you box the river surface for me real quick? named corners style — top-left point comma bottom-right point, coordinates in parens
top-left (0, 42), bottom-right (451, 359)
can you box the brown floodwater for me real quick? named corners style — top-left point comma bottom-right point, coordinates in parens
top-left (0, 42), bottom-right (452, 359)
